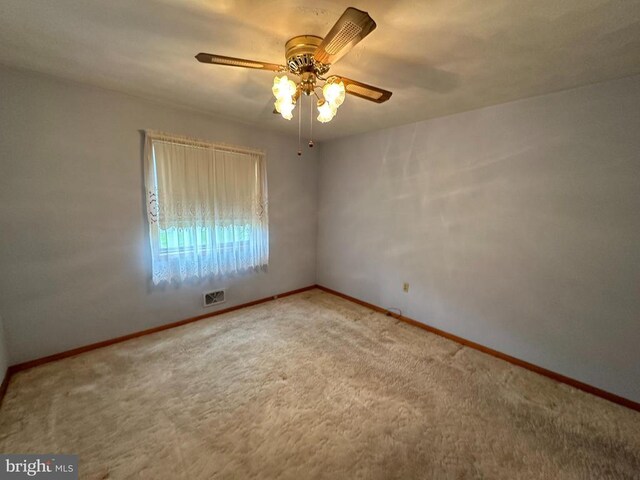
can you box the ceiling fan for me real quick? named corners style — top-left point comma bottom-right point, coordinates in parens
top-left (195, 7), bottom-right (392, 130)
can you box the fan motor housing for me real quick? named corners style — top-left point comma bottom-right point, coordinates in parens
top-left (285, 35), bottom-right (330, 76)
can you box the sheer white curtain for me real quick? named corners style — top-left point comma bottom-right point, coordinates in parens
top-left (144, 130), bottom-right (269, 284)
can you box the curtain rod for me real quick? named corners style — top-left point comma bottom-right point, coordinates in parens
top-left (145, 130), bottom-right (265, 156)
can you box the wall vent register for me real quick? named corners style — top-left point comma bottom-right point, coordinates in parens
top-left (204, 289), bottom-right (226, 307)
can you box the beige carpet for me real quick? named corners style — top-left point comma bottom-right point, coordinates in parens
top-left (1, 289), bottom-right (639, 479)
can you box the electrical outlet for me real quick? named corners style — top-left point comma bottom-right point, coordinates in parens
top-left (403, 282), bottom-right (410, 293)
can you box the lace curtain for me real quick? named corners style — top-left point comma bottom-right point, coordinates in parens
top-left (144, 130), bottom-right (269, 284)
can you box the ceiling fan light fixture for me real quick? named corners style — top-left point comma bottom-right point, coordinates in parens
top-left (323, 78), bottom-right (346, 108)
top-left (275, 97), bottom-right (296, 120)
top-left (272, 75), bottom-right (297, 99)
top-left (317, 100), bottom-right (337, 123)
top-left (273, 75), bottom-right (298, 120)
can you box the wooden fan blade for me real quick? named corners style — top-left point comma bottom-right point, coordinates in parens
top-left (336, 76), bottom-right (392, 103)
top-left (313, 7), bottom-right (376, 65)
top-left (195, 53), bottom-right (284, 72)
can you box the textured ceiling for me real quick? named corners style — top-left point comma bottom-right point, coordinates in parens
top-left (1, 0), bottom-right (639, 141)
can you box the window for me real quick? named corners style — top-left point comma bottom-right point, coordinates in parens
top-left (157, 225), bottom-right (251, 254)
top-left (144, 131), bottom-right (269, 284)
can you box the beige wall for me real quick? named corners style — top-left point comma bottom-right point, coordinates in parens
top-left (2, 63), bottom-right (639, 403)
top-left (0, 315), bottom-right (7, 381)
top-left (0, 66), bottom-right (318, 364)
top-left (317, 75), bottom-right (640, 402)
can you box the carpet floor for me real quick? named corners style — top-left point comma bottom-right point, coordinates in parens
top-left (1, 289), bottom-right (639, 479)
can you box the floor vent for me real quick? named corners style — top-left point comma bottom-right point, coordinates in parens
top-left (203, 289), bottom-right (226, 307)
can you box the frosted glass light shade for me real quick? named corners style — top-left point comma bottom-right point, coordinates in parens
top-left (323, 80), bottom-right (346, 107)
top-left (317, 101), bottom-right (336, 123)
top-left (273, 75), bottom-right (297, 120)
top-left (275, 97), bottom-right (295, 120)
top-left (272, 76), bottom-right (296, 100)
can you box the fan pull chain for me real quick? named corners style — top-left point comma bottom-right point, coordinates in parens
top-left (308, 95), bottom-right (314, 148)
top-left (297, 94), bottom-right (302, 156)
